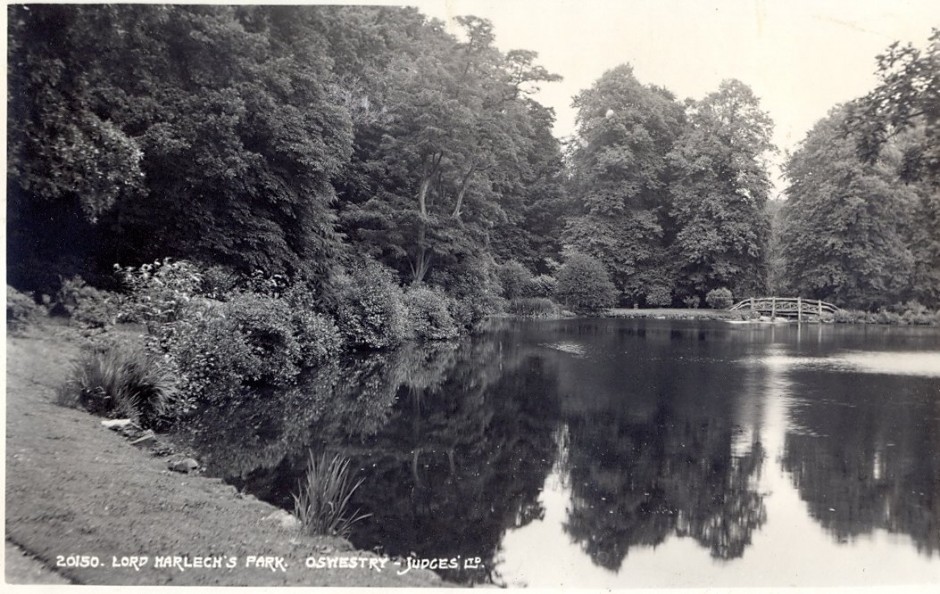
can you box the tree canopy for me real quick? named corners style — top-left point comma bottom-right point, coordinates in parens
top-left (8, 5), bottom-right (937, 312)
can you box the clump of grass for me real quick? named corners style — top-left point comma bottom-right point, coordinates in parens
top-left (292, 452), bottom-right (370, 539)
top-left (57, 343), bottom-right (180, 428)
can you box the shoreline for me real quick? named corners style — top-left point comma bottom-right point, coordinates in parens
top-left (4, 321), bottom-right (442, 587)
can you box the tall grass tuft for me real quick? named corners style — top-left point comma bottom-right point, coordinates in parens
top-left (292, 452), bottom-right (371, 539)
top-left (57, 343), bottom-right (180, 427)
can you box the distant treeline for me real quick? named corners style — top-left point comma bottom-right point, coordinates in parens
top-left (8, 5), bottom-right (939, 311)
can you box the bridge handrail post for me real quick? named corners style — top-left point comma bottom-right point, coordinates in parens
top-left (798, 296), bottom-right (802, 323)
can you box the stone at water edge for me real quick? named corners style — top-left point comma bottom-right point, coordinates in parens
top-left (101, 419), bottom-right (137, 431)
top-left (130, 431), bottom-right (156, 447)
top-left (168, 458), bottom-right (200, 473)
top-left (263, 509), bottom-right (302, 531)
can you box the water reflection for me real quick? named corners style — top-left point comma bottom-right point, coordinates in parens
top-left (177, 318), bottom-right (940, 585)
top-left (782, 370), bottom-right (940, 555)
top-left (545, 321), bottom-right (767, 568)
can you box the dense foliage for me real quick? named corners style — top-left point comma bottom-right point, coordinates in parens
top-left (9, 5), bottom-right (940, 385)
top-left (554, 252), bottom-right (618, 313)
top-left (779, 107), bottom-right (918, 308)
top-left (564, 65), bottom-right (685, 305)
top-left (780, 27), bottom-right (938, 310)
top-left (705, 287), bottom-right (734, 310)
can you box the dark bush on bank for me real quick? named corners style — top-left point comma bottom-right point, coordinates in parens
top-left (705, 287), bottom-right (734, 309)
top-left (433, 254), bottom-right (504, 329)
top-left (224, 292), bottom-right (302, 386)
top-left (645, 285), bottom-right (673, 307)
top-left (555, 252), bottom-right (617, 313)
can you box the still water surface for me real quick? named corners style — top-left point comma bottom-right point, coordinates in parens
top-left (180, 318), bottom-right (940, 587)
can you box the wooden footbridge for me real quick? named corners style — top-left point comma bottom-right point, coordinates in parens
top-left (729, 297), bottom-right (843, 321)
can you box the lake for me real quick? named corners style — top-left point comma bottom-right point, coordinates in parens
top-left (179, 318), bottom-right (940, 587)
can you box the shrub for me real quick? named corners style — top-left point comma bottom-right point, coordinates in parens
top-left (525, 274), bottom-right (557, 298)
top-left (115, 258), bottom-right (204, 325)
top-left (334, 260), bottom-right (407, 349)
top-left (161, 286), bottom-right (347, 405)
top-left (555, 253), bottom-right (617, 313)
top-left (54, 275), bottom-right (120, 328)
top-left (164, 301), bottom-right (258, 403)
top-left (683, 295), bottom-right (701, 309)
top-left (432, 254), bottom-right (504, 329)
top-left (497, 260), bottom-right (534, 300)
top-left (57, 342), bottom-right (182, 428)
top-left (292, 452), bottom-right (370, 538)
top-left (243, 269), bottom-right (290, 297)
top-left (705, 287), bottom-right (734, 309)
top-left (198, 264), bottom-right (241, 300)
top-left (507, 297), bottom-right (561, 318)
top-left (645, 285), bottom-right (673, 307)
top-left (292, 310), bottom-right (344, 363)
top-left (7, 286), bottom-right (42, 332)
top-left (223, 292), bottom-right (301, 386)
top-left (403, 284), bottom-right (459, 341)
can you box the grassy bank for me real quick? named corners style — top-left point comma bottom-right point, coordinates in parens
top-left (4, 321), bottom-right (441, 586)
top-left (606, 307), bottom-right (737, 320)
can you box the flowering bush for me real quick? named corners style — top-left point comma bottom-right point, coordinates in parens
top-left (115, 258), bottom-right (204, 325)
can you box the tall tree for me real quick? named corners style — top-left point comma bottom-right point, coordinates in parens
top-left (564, 65), bottom-right (686, 305)
top-left (332, 13), bottom-right (561, 284)
top-left (779, 106), bottom-right (916, 308)
top-left (7, 5), bottom-right (146, 290)
top-left (847, 28), bottom-right (940, 186)
top-left (667, 79), bottom-right (775, 300)
top-left (8, 5), bottom-right (355, 288)
top-left (845, 29), bottom-right (940, 307)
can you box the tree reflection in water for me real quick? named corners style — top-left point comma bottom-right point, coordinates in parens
top-left (176, 319), bottom-right (940, 585)
top-left (180, 335), bottom-right (562, 584)
top-left (561, 388), bottom-right (766, 568)
top-left (782, 371), bottom-right (940, 555)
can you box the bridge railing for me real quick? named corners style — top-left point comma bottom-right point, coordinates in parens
top-left (729, 297), bottom-right (843, 320)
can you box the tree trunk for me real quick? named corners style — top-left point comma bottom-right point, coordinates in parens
top-left (451, 165), bottom-right (476, 219)
top-left (411, 223), bottom-right (431, 284)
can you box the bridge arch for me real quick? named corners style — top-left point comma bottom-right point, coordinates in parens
top-left (729, 297), bottom-right (843, 320)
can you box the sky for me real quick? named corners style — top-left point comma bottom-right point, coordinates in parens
top-left (395, 0), bottom-right (939, 196)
